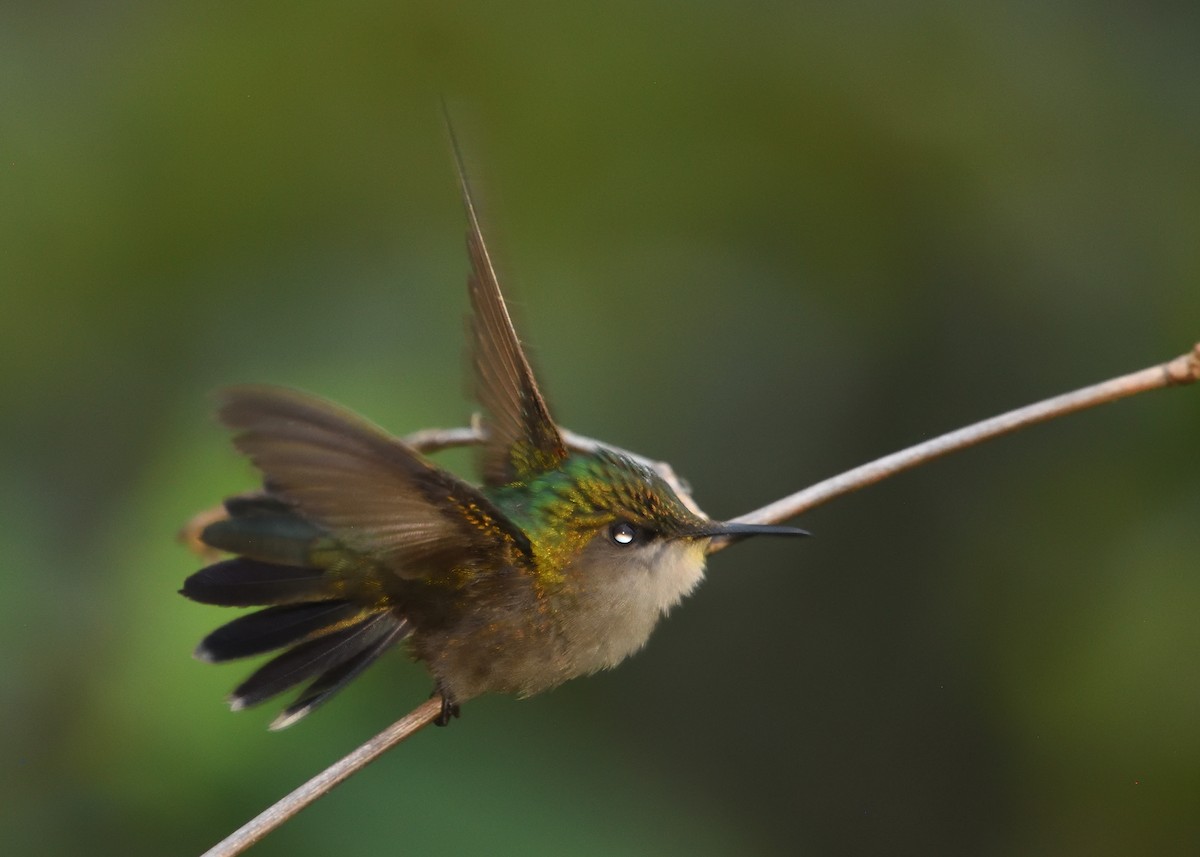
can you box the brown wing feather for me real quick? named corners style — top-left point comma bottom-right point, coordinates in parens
top-left (218, 385), bottom-right (532, 578)
top-left (446, 121), bottom-right (568, 485)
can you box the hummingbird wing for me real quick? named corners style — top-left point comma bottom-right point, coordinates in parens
top-left (217, 385), bottom-right (534, 578)
top-left (446, 124), bottom-right (569, 486)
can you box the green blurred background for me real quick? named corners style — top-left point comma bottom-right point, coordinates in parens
top-left (3, 2), bottom-right (1199, 855)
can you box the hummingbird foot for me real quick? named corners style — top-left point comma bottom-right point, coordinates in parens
top-left (431, 687), bottom-right (461, 727)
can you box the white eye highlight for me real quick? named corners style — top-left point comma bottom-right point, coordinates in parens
top-left (609, 521), bottom-right (637, 546)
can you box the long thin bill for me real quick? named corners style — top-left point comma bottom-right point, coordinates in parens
top-left (692, 521), bottom-right (810, 540)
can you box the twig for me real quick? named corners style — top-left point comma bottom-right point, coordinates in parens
top-left (197, 342), bottom-right (1199, 855)
top-left (710, 342), bottom-right (1200, 552)
top-left (200, 698), bottom-right (443, 857)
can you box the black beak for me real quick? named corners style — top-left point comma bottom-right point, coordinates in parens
top-left (689, 521), bottom-right (810, 543)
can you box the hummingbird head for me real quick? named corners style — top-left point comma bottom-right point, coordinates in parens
top-left (528, 449), bottom-right (806, 592)
top-left (517, 449), bottom-right (806, 674)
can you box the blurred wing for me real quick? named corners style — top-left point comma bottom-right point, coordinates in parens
top-left (218, 385), bottom-right (533, 578)
top-left (446, 120), bottom-right (568, 486)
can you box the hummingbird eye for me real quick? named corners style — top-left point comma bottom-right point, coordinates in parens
top-left (609, 521), bottom-right (638, 546)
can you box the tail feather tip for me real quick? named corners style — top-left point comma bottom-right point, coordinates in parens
top-left (268, 709), bottom-right (307, 731)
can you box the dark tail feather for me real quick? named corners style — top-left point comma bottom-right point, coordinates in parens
top-left (200, 494), bottom-right (326, 567)
top-left (229, 611), bottom-right (401, 712)
top-left (200, 516), bottom-right (318, 567)
top-left (196, 601), bottom-right (362, 662)
top-left (180, 558), bottom-right (327, 607)
top-left (270, 619), bottom-right (411, 730)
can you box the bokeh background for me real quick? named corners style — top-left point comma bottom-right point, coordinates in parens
top-left (4, 2), bottom-right (1199, 855)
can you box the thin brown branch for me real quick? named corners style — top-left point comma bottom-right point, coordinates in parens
top-left (198, 342), bottom-right (1199, 855)
top-left (200, 697), bottom-right (442, 857)
top-left (708, 341), bottom-right (1200, 552)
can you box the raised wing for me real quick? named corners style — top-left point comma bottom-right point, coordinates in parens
top-left (446, 121), bottom-right (568, 486)
top-left (218, 385), bottom-right (533, 578)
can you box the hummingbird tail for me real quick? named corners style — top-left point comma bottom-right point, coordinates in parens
top-left (180, 493), bottom-right (413, 728)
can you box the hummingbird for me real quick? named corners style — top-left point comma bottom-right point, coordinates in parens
top-left (180, 133), bottom-right (808, 730)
